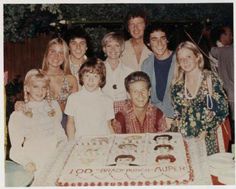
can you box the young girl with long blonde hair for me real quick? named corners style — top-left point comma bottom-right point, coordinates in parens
top-left (171, 41), bottom-right (229, 155)
top-left (9, 69), bottom-right (66, 178)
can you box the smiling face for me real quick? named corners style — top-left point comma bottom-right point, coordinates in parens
top-left (47, 44), bottom-right (65, 68)
top-left (149, 30), bottom-right (169, 59)
top-left (103, 39), bottom-right (123, 60)
top-left (69, 38), bottom-right (88, 60)
top-left (129, 81), bottom-right (150, 109)
top-left (26, 79), bottom-right (48, 102)
top-left (177, 48), bottom-right (199, 73)
top-left (82, 72), bottom-right (101, 92)
top-left (128, 17), bottom-right (146, 40)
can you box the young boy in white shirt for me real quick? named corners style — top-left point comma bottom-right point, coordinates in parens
top-left (65, 57), bottom-right (114, 140)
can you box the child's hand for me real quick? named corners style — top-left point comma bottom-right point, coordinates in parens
top-left (14, 101), bottom-right (25, 111)
top-left (24, 162), bottom-right (36, 173)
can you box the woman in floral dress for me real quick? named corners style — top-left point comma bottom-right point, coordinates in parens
top-left (171, 41), bottom-right (229, 155)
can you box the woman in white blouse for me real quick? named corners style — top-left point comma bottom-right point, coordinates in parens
top-left (101, 32), bottom-right (134, 101)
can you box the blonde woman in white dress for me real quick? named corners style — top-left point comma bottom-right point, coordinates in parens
top-left (8, 69), bottom-right (67, 179)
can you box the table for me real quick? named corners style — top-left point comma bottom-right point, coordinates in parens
top-left (5, 160), bottom-right (34, 187)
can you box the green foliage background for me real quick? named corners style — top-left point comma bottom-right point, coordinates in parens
top-left (4, 3), bottom-right (233, 41)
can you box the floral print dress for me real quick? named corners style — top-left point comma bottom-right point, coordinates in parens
top-left (171, 70), bottom-right (228, 155)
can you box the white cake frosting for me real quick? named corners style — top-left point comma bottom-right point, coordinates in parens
top-left (56, 133), bottom-right (194, 186)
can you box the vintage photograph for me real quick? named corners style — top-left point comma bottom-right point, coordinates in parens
top-left (3, 2), bottom-right (234, 187)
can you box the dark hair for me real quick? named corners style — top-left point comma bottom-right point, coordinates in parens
top-left (63, 26), bottom-right (93, 56)
top-left (144, 22), bottom-right (169, 50)
top-left (124, 9), bottom-right (148, 31)
top-left (155, 154), bottom-right (176, 163)
top-left (211, 25), bottom-right (233, 46)
top-left (125, 71), bottom-right (151, 93)
top-left (154, 144), bottom-right (174, 151)
top-left (153, 134), bottom-right (173, 141)
top-left (79, 57), bottom-right (106, 88)
top-left (115, 155), bottom-right (135, 162)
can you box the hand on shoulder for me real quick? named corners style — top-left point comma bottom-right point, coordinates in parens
top-left (14, 101), bottom-right (25, 112)
top-left (66, 74), bottom-right (79, 92)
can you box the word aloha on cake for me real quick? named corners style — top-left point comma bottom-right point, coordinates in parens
top-left (56, 133), bottom-right (194, 186)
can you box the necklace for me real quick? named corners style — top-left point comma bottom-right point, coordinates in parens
top-left (184, 73), bottom-right (202, 99)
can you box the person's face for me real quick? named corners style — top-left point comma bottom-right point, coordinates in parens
top-left (26, 80), bottom-right (47, 102)
top-left (69, 38), bottom-right (88, 60)
top-left (221, 27), bottom-right (233, 46)
top-left (103, 39), bottom-right (123, 60)
top-left (128, 17), bottom-right (146, 40)
top-left (149, 30), bottom-right (169, 59)
top-left (116, 158), bottom-right (133, 166)
top-left (177, 48), bottom-right (199, 73)
top-left (82, 72), bottom-right (101, 92)
top-left (129, 81), bottom-right (150, 109)
top-left (47, 44), bottom-right (65, 68)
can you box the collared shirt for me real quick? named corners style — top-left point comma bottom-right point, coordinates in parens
top-left (102, 60), bottom-right (134, 101)
top-left (141, 53), bottom-right (176, 118)
top-left (121, 39), bottom-right (152, 71)
top-left (112, 99), bottom-right (167, 133)
top-left (65, 87), bottom-right (114, 137)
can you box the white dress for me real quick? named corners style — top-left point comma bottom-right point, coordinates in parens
top-left (8, 100), bottom-right (66, 172)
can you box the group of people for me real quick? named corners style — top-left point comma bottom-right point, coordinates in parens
top-left (7, 9), bottom-right (233, 178)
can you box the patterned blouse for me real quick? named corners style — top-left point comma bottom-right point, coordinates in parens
top-left (57, 75), bottom-right (72, 105)
top-left (112, 100), bottom-right (168, 133)
top-left (171, 70), bottom-right (228, 155)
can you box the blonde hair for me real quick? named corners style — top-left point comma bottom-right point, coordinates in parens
top-left (172, 41), bottom-right (204, 85)
top-left (41, 37), bottom-right (71, 75)
top-left (23, 69), bottom-right (55, 117)
top-left (101, 32), bottom-right (125, 52)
